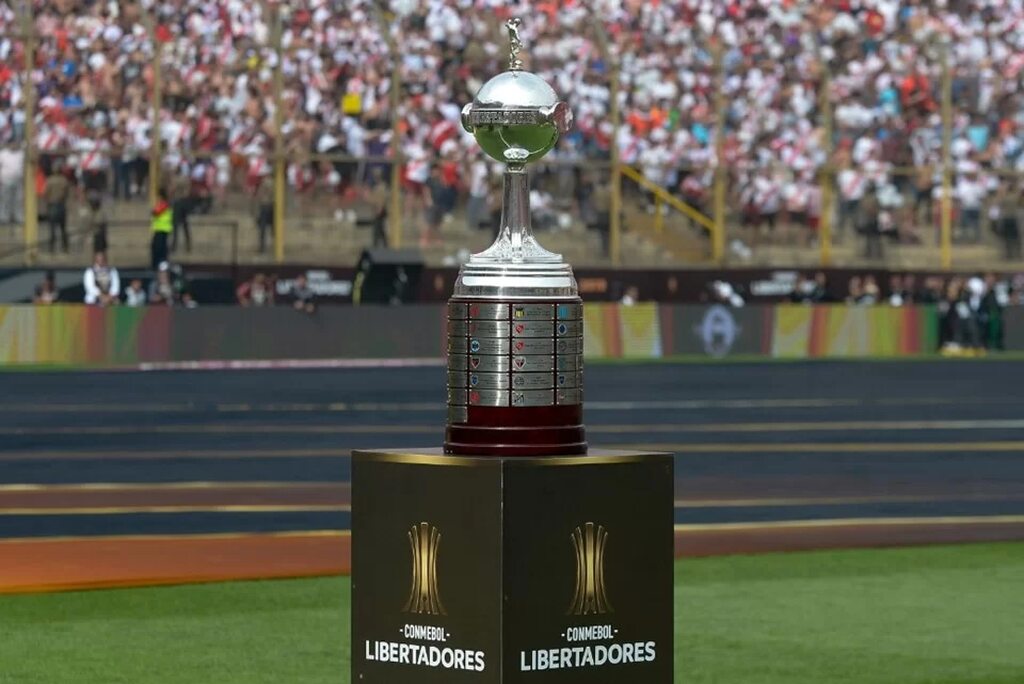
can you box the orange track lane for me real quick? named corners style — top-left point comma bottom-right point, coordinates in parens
top-left (4, 524), bottom-right (1023, 594)
top-left (0, 532), bottom-right (350, 594)
top-left (0, 484), bottom-right (349, 509)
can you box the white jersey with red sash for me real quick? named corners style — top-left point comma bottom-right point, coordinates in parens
top-left (428, 119), bottom-right (457, 153)
top-left (37, 123), bottom-right (66, 153)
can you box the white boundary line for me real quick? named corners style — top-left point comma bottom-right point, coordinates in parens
top-left (136, 358), bottom-right (446, 372)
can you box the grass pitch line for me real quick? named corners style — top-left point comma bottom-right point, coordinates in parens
top-left (679, 493), bottom-right (1024, 508)
top-left (677, 515), bottom-right (1024, 532)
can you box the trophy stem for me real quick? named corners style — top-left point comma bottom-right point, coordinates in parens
top-left (500, 164), bottom-right (530, 264)
top-left (468, 161), bottom-right (562, 266)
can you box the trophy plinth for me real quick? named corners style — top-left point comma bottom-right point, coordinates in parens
top-left (445, 20), bottom-right (584, 456)
top-left (351, 449), bottom-right (676, 683)
top-left (352, 22), bottom-right (674, 684)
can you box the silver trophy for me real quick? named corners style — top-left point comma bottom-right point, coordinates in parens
top-left (445, 18), bottom-right (585, 456)
top-left (458, 18), bottom-right (574, 282)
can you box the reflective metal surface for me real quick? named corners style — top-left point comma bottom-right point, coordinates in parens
top-left (510, 355), bottom-right (554, 372)
top-left (512, 304), bottom-right (555, 320)
top-left (447, 405), bottom-right (468, 424)
top-left (511, 373), bottom-right (555, 390)
top-left (556, 372), bottom-right (582, 389)
top-left (446, 297), bottom-right (583, 414)
top-left (468, 389), bottom-right (511, 407)
top-left (556, 388), bottom-right (582, 405)
top-left (511, 390), bottom-right (555, 407)
top-left (511, 320), bottom-right (554, 337)
top-left (466, 303), bottom-right (510, 320)
top-left (510, 338), bottom-right (556, 355)
top-left (452, 17), bottom-right (578, 296)
top-left (556, 303), bottom-right (582, 320)
top-left (445, 19), bottom-right (584, 426)
top-left (468, 373), bottom-right (511, 390)
top-left (455, 355), bottom-right (510, 373)
top-left (554, 320), bottom-right (582, 337)
top-left (468, 338), bottom-right (512, 355)
top-left (555, 355), bottom-right (582, 371)
top-left (555, 338), bottom-right (582, 354)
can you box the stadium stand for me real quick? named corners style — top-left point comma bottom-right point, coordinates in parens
top-left (1, 0), bottom-right (1023, 267)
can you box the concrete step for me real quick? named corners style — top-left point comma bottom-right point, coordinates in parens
top-left (621, 207), bottom-right (712, 266)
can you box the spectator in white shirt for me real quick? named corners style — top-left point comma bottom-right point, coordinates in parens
top-left (956, 172), bottom-right (987, 243)
top-left (0, 140), bottom-right (23, 228)
top-left (754, 172), bottom-right (782, 233)
top-left (83, 251), bottom-right (121, 307)
top-left (837, 165), bottom-right (866, 239)
top-left (77, 135), bottom-right (110, 194)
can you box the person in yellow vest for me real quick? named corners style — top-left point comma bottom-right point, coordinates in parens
top-left (151, 188), bottom-right (172, 270)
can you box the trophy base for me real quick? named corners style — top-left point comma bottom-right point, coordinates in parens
top-left (446, 296), bottom-right (585, 456)
top-left (445, 405), bottom-right (586, 456)
top-left (352, 448), bottom-right (675, 683)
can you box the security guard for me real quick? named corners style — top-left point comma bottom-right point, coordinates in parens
top-left (255, 172), bottom-right (274, 254)
top-left (367, 169), bottom-right (389, 248)
top-left (150, 188), bottom-right (172, 269)
top-left (42, 162), bottom-right (70, 253)
top-left (170, 167), bottom-right (192, 253)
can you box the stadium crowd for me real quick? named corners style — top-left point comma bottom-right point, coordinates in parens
top-left (1, 0), bottom-right (1024, 255)
top-left (32, 258), bottom-right (323, 309)
top-left (707, 269), bottom-right (1020, 352)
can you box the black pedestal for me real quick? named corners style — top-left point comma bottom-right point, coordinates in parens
top-left (352, 449), bottom-right (674, 683)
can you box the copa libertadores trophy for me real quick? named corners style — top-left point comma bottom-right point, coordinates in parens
top-left (446, 18), bottom-right (583, 456)
top-left (352, 19), bottom-right (673, 683)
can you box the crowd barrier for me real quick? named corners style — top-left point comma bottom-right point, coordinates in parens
top-left (0, 304), bottom-right (1019, 368)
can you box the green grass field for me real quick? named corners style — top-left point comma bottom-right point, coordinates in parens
top-left (2, 544), bottom-right (1023, 683)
